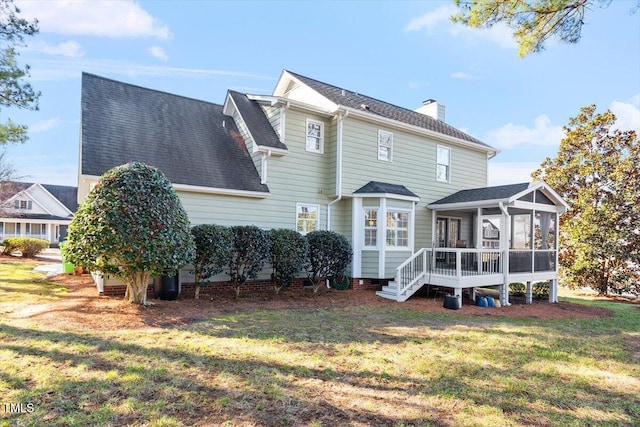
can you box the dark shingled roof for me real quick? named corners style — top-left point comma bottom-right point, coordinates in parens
top-left (81, 73), bottom-right (269, 193)
top-left (287, 71), bottom-right (492, 149)
top-left (354, 181), bottom-right (419, 199)
top-left (42, 184), bottom-right (78, 213)
top-left (228, 91), bottom-right (287, 151)
top-left (430, 183), bottom-right (530, 205)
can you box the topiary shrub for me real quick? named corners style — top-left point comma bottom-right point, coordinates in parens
top-left (1, 237), bottom-right (49, 257)
top-left (191, 224), bottom-right (232, 299)
top-left (228, 225), bottom-right (271, 298)
top-left (270, 228), bottom-right (307, 294)
top-left (305, 230), bottom-right (352, 293)
top-left (65, 162), bottom-right (195, 305)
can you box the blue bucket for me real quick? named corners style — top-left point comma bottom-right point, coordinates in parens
top-left (476, 296), bottom-right (488, 308)
top-left (486, 297), bottom-right (495, 308)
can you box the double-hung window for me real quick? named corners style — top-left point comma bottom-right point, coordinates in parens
top-left (305, 119), bottom-right (324, 153)
top-left (296, 203), bottom-right (319, 234)
top-left (378, 130), bottom-right (393, 161)
top-left (386, 211), bottom-right (409, 248)
top-left (437, 145), bottom-right (451, 182)
top-left (364, 209), bottom-right (378, 247)
top-left (14, 200), bottom-right (32, 210)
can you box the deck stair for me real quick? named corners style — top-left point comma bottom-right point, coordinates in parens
top-left (376, 248), bottom-right (430, 302)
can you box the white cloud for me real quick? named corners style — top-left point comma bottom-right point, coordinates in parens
top-left (450, 71), bottom-right (480, 80)
top-left (25, 58), bottom-right (272, 82)
top-left (610, 95), bottom-right (640, 132)
top-left (26, 41), bottom-right (85, 58)
top-left (485, 114), bottom-right (564, 150)
top-left (16, 0), bottom-right (171, 39)
top-left (404, 5), bottom-right (456, 33)
top-left (29, 118), bottom-right (62, 133)
top-left (150, 46), bottom-right (169, 61)
top-left (404, 5), bottom-right (516, 50)
top-left (488, 161), bottom-right (541, 186)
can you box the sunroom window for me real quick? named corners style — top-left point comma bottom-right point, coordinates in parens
top-left (386, 211), bottom-right (409, 248)
top-left (364, 209), bottom-right (378, 247)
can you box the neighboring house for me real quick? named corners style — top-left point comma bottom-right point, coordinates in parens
top-left (79, 70), bottom-right (569, 305)
top-left (0, 181), bottom-right (78, 245)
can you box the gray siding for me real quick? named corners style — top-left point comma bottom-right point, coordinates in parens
top-left (385, 251), bottom-right (412, 278)
top-left (361, 251), bottom-right (379, 277)
top-left (341, 116), bottom-right (488, 249)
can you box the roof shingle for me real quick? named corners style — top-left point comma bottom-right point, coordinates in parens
top-left (430, 183), bottom-right (530, 205)
top-left (287, 71), bottom-right (492, 149)
top-left (228, 91), bottom-right (287, 151)
top-left (81, 73), bottom-right (269, 194)
top-left (354, 181), bottom-right (419, 199)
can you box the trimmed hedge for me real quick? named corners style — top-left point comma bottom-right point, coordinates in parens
top-left (1, 237), bottom-right (49, 257)
top-left (270, 228), bottom-right (307, 294)
top-left (509, 281), bottom-right (550, 300)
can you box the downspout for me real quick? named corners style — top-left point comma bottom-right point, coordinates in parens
top-left (327, 110), bottom-right (347, 230)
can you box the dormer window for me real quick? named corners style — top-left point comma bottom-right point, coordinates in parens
top-left (378, 130), bottom-right (393, 161)
top-left (305, 119), bottom-right (324, 153)
top-left (14, 200), bottom-right (32, 210)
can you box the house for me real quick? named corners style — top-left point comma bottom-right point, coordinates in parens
top-left (79, 70), bottom-right (569, 305)
top-left (0, 181), bottom-right (78, 245)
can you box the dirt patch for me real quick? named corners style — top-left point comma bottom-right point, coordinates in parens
top-left (2, 272), bottom-right (614, 331)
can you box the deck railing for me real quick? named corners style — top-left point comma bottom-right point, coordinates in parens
top-left (432, 248), bottom-right (503, 276)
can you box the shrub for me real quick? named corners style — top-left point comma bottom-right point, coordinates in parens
top-left (65, 162), bottom-right (195, 305)
top-left (1, 237), bottom-right (49, 257)
top-left (533, 281), bottom-right (550, 300)
top-left (191, 224), bottom-right (232, 299)
top-left (228, 225), bottom-right (271, 298)
top-left (270, 228), bottom-right (307, 294)
top-left (305, 230), bottom-right (352, 293)
top-left (509, 282), bottom-right (525, 296)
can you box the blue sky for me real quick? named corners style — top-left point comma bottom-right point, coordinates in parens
top-left (4, 0), bottom-right (640, 187)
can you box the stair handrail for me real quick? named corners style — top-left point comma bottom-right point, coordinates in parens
top-left (395, 248), bottom-right (429, 301)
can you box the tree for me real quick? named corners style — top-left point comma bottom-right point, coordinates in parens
top-left (270, 228), bottom-right (307, 294)
top-left (451, 0), bottom-right (638, 57)
top-left (191, 224), bottom-right (232, 299)
top-left (305, 230), bottom-right (352, 294)
top-left (0, 0), bottom-right (40, 144)
top-left (0, 150), bottom-right (21, 214)
top-left (65, 162), bottom-right (195, 305)
top-left (228, 225), bottom-right (271, 298)
top-left (533, 105), bottom-right (639, 295)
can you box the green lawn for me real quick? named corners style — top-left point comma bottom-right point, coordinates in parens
top-left (1, 261), bottom-right (639, 426)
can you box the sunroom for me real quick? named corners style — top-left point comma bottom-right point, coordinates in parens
top-left (377, 182), bottom-right (570, 305)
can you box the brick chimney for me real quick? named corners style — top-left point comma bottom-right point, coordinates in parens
top-left (415, 99), bottom-right (446, 122)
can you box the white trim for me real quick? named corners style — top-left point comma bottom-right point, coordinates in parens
top-left (171, 182), bottom-right (269, 198)
top-left (305, 118), bottom-right (324, 154)
top-left (295, 203), bottom-right (320, 235)
top-left (260, 152), bottom-right (268, 184)
top-left (352, 192), bottom-right (419, 202)
top-left (81, 176), bottom-right (271, 199)
top-left (352, 197), bottom-right (363, 278)
top-left (436, 145), bottom-right (451, 183)
top-left (377, 130), bottom-right (393, 162)
top-left (35, 183), bottom-right (74, 216)
top-left (378, 198), bottom-right (386, 278)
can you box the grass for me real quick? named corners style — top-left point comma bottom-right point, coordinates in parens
top-left (1, 261), bottom-right (639, 426)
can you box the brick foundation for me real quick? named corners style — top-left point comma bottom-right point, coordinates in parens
top-left (101, 277), bottom-right (388, 298)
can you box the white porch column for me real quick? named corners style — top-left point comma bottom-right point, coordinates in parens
top-left (526, 281), bottom-right (533, 304)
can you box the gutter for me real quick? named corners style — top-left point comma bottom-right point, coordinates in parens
top-left (327, 111), bottom-right (348, 230)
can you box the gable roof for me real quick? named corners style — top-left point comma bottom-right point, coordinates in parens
top-left (430, 183), bottom-right (531, 206)
top-left (428, 181), bottom-right (569, 212)
top-left (227, 90), bottom-right (287, 151)
top-left (81, 73), bottom-right (269, 195)
top-left (354, 181), bottom-right (419, 200)
top-left (284, 70), bottom-right (492, 150)
top-left (0, 181), bottom-right (77, 219)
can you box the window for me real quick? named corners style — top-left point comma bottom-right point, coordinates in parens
top-left (437, 217), bottom-right (461, 248)
top-left (305, 119), bottom-right (324, 153)
top-left (14, 200), bottom-right (32, 210)
top-left (436, 145), bottom-right (451, 182)
top-left (364, 210), bottom-right (378, 247)
top-left (386, 211), bottom-right (409, 248)
top-left (378, 130), bottom-right (393, 161)
top-left (296, 203), bottom-right (319, 234)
